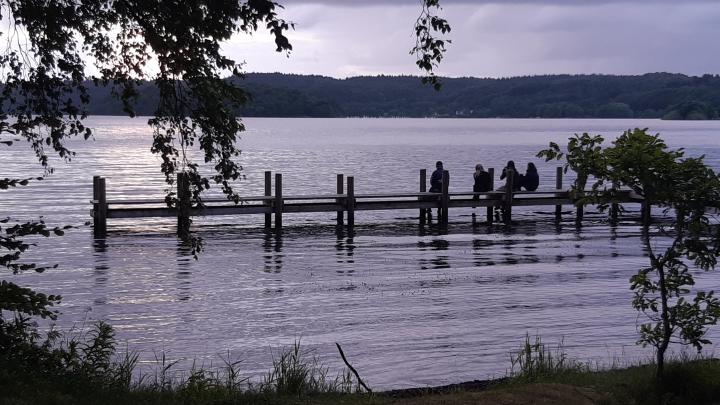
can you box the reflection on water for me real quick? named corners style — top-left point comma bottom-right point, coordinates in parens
top-left (4, 117), bottom-right (720, 390)
top-left (263, 233), bottom-right (284, 274)
top-left (92, 239), bottom-right (109, 305)
top-left (20, 211), bottom-right (720, 391)
top-left (335, 233), bottom-right (356, 268)
top-left (417, 239), bottom-right (450, 270)
top-left (176, 243), bottom-right (194, 302)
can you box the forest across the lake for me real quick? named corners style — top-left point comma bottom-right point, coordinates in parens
top-left (81, 72), bottom-right (720, 120)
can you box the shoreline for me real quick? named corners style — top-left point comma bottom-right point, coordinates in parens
top-left (379, 377), bottom-right (504, 397)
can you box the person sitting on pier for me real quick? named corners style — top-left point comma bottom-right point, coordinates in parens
top-left (472, 164), bottom-right (492, 201)
top-left (430, 161), bottom-right (444, 193)
top-left (427, 160), bottom-right (444, 219)
top-left (521, 162), bottom-right (539, 191)
top-left (498, 160), bottom-right (521, 191)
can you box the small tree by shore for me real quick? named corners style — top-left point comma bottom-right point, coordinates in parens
top-left (539, 128), bottom-right (720, 379)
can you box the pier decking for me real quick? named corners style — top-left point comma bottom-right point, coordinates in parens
top-left (90, 167), bottom-right (645, 238)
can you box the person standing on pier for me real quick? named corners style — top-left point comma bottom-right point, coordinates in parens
top-left (473, 164), bottom-right (492, 201)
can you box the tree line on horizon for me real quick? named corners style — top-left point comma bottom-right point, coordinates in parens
top-left (80, 72), bottom-right (720, 120)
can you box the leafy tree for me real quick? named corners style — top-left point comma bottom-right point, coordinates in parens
top-left (411, 0), bottom-right (451, 91)
top-left (536, 133), bottom-right (606, 196)
top-left (662, 100), bottom-right (718, 120)
top-left (597, 102), bottom-right (634, 118)
top-left (0, 0), bottom-right (451, 358)
top-left (539, 128), bottom-right (720, 379)
top-left (604, 129), bottom-right (720, 378)
top-left (535, 102), bottom-right (584, 118)
top-left (0, 0), bottom-right (294, 348)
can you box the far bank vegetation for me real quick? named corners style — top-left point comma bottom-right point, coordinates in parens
top-left (76, 73), bottom-right (720, 119)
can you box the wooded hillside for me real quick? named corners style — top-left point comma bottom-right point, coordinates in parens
top-left (83, 72), bottom-right (720, 119)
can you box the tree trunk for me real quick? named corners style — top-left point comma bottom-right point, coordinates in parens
top-left (654, 210), bottom-right (686, 380)
top-left (644, 231), bottom-right (671, 381)
top-left (656, 346), bottom-right (665, 380)
top-left (656, 263), bottom-right (671, 380)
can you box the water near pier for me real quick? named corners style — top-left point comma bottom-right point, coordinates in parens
top-left (3, 117), bottom-right (720, 389)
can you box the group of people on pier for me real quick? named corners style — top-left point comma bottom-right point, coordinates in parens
top-left (429, 160), bottom-right (539, 196)
top-left (498, 160), bottom-right (539, 192)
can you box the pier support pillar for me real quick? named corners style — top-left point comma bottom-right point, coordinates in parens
top-left (440, 170), bottom-right (449, 227)
top-left (264, 171), bottom-right (272, 229)
top-left (503, 169), bottom-right (514, 224)
top-left (555, 167), bottom-right (562, 221)
top-left (487, 168), bottom-right (495, 223)
top-left (337, 174), bottom-right (344, 228)
top-left (93, 175), bottom-right (107, 238)
top-left (347, 176), bottom-right (355, 232)
top-left (274, 173), bottom-right (283, 234)
top-left (177, 172), bottom-right (191, 238)
top-left (419, 169), bottom-right (427, 225)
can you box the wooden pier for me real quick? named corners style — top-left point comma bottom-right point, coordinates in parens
top-left (90, 168), bottom-right (644, 238)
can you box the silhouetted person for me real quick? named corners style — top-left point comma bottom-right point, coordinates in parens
top-left (430, 161), bottom-right (444, 193)
top-left (427, 161), bottom-right (444, 219)
top-left (499, 160), bottom-right (521, 191)
top-left (522, 162), bottom-right (539, 191)
top-left (473, 164), bottom-right (492, 201)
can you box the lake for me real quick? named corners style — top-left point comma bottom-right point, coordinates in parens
top-left (3, 117), bottom-right (720, 389)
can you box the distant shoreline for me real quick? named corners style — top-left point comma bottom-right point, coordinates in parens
top-left (80, 115), bottom-right (717, 121)
top-left (33, 72), bottom-right (720, 120)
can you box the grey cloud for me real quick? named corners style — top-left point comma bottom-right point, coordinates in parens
top-left (282, 0), bottom-right (717, 5)
top-left (237, 1), bottom-right (720, 78)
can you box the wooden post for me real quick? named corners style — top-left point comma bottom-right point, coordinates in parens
top-left (441, 170), bottom-right (449, 227)
top-left (576, 175), bottom-right (584, 221)
top-left (555, 167), bottom-right (562, 220)
top-left (347, 176), bottom-right (355, 231)
top-left (611, 180), bottom-right (619, 220)
top-left (177, 172), bottom-right (191, 238)
top-left (503, 169), bottom-right (514, 224)
top-left (98, 177), bottom-right (107, 236)
top-left (264, 171), bottom-right (272, 229)
top-left (487, 167), bottom-right (495, 223)
top-left (419, 169), bottom-right (427, 225)
top-left (92, 175), bottom-right (99, 234)
top-left (93, 176), bottom-right (107, 238)
top-left (337, 174), bottom-right (344, 228)
top-left (274, 173), bottom-right (283, 234)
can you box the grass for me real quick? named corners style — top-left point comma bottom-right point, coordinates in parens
top-left (501, 334), bottom-right (720, 405)
top-left (262, 340), bottom-right (356, 395)
top-left (508, 333), bottom-right (590, 382)
top-left (531, 357), bottom-right (720, 405)
top-left (2, 323), bottom-right (720, 405)
top-left (0, 319), bottom-right (363, 405)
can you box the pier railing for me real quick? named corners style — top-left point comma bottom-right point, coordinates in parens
top-left (91, 167), bottom-right (644, 238)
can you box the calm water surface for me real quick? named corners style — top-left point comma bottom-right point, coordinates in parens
top-left (3, 117), bottom-right (720, 389)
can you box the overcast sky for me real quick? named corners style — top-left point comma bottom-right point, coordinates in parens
top-left (223, 0), bottom-right (720, 78)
